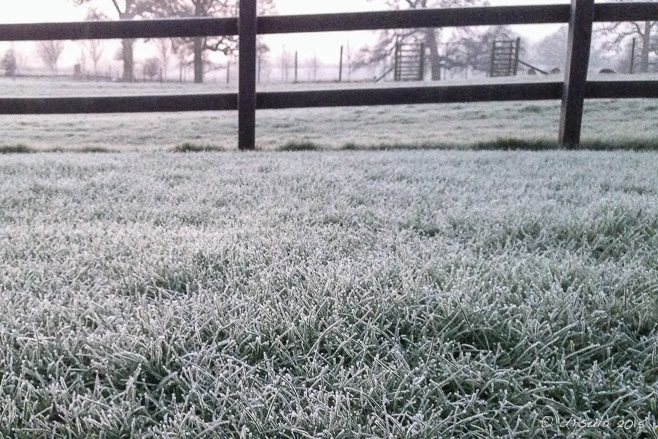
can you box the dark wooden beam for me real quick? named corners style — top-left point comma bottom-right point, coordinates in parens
top-left (559, 0), bottom-right (595, 148)
top-left (258, 5), bottom-right (570, 34)
top-left (0, 79), bottom-right (655, 116)
top-left (238, 0), bottom-right (257, 150)
top-left (257, 83), bottom-right (563, 109)
top-left (0, 6), bottom-right (573, 42)
top-left (0, 18), bottom-right (238, 41)
top-left (594, 2), bottom-right (658, 23)
top-left (586, 80), bottom-right (658, 99)
top-left (0, 95), bottom-right (238, 114)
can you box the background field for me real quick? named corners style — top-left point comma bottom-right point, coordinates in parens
top-left (1, 76), bottom-right (658, 151)
top-left (0, 150), bottom-right (657, 437)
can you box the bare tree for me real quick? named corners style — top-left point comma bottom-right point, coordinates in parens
top-left (598, 0), bottom-right (657, 73)
top-left (257, 43), bottom-right (270, 83)
top-left (306, 52), bottom-right (322, 82)
top-left (82, 39), bottom-right (104, 77)
top-left (142, 57), bottom-right (160, 80)
top-left (78, 9), bottom-right (106, 77)
top-left (37, 40), bottom-right (66, 74)
top-left (529, 25), bottom-right (610, 74)
top-left (279, 46), bottom-right (293, 82)
top-left (529, 26), bottom-right (568, 72)
top-left (153, 39), bottom-right (173, 81)
top-left (174, 42), bottom-right (190, 82)
top-left (1, 48), bottom-right (18, 77)
top-left (71, 0), bottom-right (160, 81)
top-left (154, 0), bottom-right (275, 83)
top-left (613, 37), bottom-right (640, 73)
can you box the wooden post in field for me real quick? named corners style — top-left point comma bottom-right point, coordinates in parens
top-left (339, 45), bottom-right (344, 83)
top-left (630, 38), bottom-right (636, 75)
top-left (239, 0), bottom-right (257, 150)
top-left (419, 43), bottom-right (425, 81)
top-left (394, 42), bottom-right (400, 81)
top-left (489, 42), bottom-right (496, 78)
top-left (513, 37), bottom-right (521, 76)
top-left (559, 0), bottom-right (594, 148)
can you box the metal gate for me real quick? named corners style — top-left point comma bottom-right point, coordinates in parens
top-left (394, 42), bottom-right (426, 82)
top-left (490, 38), bottom-right (521, 77)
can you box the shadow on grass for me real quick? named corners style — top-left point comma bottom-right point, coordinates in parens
top-left (474, 137), bottom-right (658, 151)
top-left (77, 146), bottom-right (114, 153)
top-left (0, 144), bottom-right (33, 154)
top-left (171, 142), bottom-right (225, 153)
top-left (0, 144), bottom-right (115, 154)
top-left (341, 142), bottom-right (454, 151)
top-left (339, 137), bottom-right (658, 152)
top-left (3, 138), bottom-right (658, 154)
top-left (279, 140), bottom-right (321, 151)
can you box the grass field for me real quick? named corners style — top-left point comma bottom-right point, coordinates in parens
top-left (1, 150), bottom-right (657, 437)
top-left (1, 76), bottom-right (658, 151)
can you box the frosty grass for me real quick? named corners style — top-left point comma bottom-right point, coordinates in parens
top-left (0, 150), bottom-right (657, 437)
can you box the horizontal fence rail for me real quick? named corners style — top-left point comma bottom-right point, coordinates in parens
top-left (0, 18), bottom-right (238, 41)
top-left (0, 1), bottom-right (657, 149)
top-left (0, 95), bottom-right (239, 114)
top-left (3, 82), bottom-right (657, 115)
top-left (0, 4), bottom-right (653, 41)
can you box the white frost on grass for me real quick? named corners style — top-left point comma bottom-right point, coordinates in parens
top-left (0, 150), bottom-right (657, 437)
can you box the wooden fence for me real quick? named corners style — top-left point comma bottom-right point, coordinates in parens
top-left (0, 0), bottom-right (657, 150)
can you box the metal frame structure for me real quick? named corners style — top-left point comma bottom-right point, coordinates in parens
top-left (490, 38), bottom-right (521, 77)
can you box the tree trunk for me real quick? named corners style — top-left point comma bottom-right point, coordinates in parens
top-left (122, 39), bottom-right (135, 82)
top-left (193, 38), bottom-right (204, 83)
top-left (424, 29), bottom-right (441, 81)
top-left (640, 21), bottom-right (651, 73)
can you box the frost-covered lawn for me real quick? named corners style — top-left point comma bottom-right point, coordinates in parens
top-left (1, 76), bottom-right (658, 151)
top-left (0, 150), bottom-right (657, 438)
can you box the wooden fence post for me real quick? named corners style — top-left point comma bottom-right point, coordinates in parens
top-left (394, 41), bottom-right (400, 81)
top-left (339, 46), bottom-right (344, 83)
top-left (239, 0), bottom-right (257, 151)
top-left (513, 37), bottom-right (521, 76)
top-left (559, 0), bottom-right (594, 148)
top-left (419, 43), bottom-right (425, 81)
top-left (489, 42), bottom-right (496, 78)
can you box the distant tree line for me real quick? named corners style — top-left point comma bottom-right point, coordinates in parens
top-left (352, 0), bottom-right (658, 79)
top-left (69, 0), bottom-right (274, 83)
top-left (1, 0), bottom-right (656, 80)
